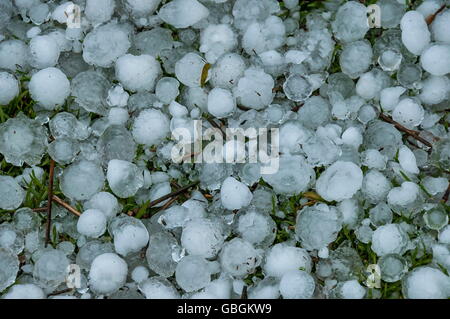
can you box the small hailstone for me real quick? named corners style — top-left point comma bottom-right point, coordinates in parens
top-left (387, 181), bottom-right (420, 209)
top-left (356, 68), bottom-right (392, 100)
top-left (338, 199), bottom-right (361, 228)
top-left (398, 145), bottom-right (419, 174)
top-left (158, 0), bottom-right (209, 29)
top-left (392, 98), bottom-right (424, 128)
top-left (77, 209), bottom-right (107, 238)
top-left (28, 35), bottom-right (60, 69)
top-left (207, 88), bottom-right (236, 119)
top-left (0, 40), bottom-right (29, 71)
top-left (89, 253), bottom-right (128, 295)
top-left (336, 280), bottom-right (366, 299)
top-left (85, 0), bottom-right (116, 24)
top-left (60, 160), bottom-right (105, 201)
top-left (106, 85), bottom-right (129, 107)
top-left (422, 177), bottom-right (449, 196)
top-left (175, 53), bottom-right (207, 88)
top-left (419, 75), bottom-right (450, 105)
top-left (33, 249), bottom-right (70, 288)
top-left (220, 177), bottom-right (253, 210)
top-left (380, 87), bottom-right (406, 112)
top-left (283, 74), bottom-right (313, 102)
top-left (341, 127), bottom-right (363, 149)
top-left (233, 67), bottom-right (274, 110)
top-left (400, 11), bottom-right (430, 55)
top-left (0, 248), bottom-right (19, 293)
top-left (84, 192), bottom-right (120, 220)
top-left (331, 1), bottom-right (369, 43)
top-left (155, 77), bottom-right (180, 104)
top-left (421, 43), bottom-right (450, 76)
top-left (138, 277), bottom-right (180, 299)
top-left (361, 149), bottom-right (387, 170)
top-left (431, 9), bottom-right (450, 44)
top-left (131, 266), bottom-right (149, 284)
top-left (339, 40), bottom-right (373, 79)
top-left (82, 23), bottom-right (131, 68)
top-left (2, 284), bottom-right (45, 299)
top-left (107, 159), bottom-right (144, 198)
top-left (200, 24), bottom-right (237, 64)
top-left (316, 161), bottom-right (363, 202)
top-left (175, 255), bottom-right (212, 292)
top-left (210, 53), bottom-right (246, 89)
top-left (181, 218), bottom-right (225, 259)
top-left (29, 67), bottom-right (70, 110)
top-left (115, 54), bottom-right (161, 92)
top-left (361, 170), bottom-right (391, 204)
top-left (403, 267), bottom-right (450, 299)
top-left (0, 72), bottom-right (19, 105)
top-left (371, 223), bottom-right (409, 257)
top-left (242, 16), bottom-right (285, 55)
top-left (132, 109), bottom-right (170, 146)
top-left (279, 270), bottom-right (315, 299)
top-left (109, 215), bottom-right (149, 256)
top-left (108, 108), bottom-right (129, 126)
top-left (0, 176), bottom-right (25, 210)
top-left (219, 238), bottom-right (261, 277)
top-left (263, 243), bottom-right (312, 278)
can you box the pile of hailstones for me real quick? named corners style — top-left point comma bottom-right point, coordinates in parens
top-left (0, 0), bottom-right (450, 300)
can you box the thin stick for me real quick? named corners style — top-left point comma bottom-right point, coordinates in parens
top-left (426, 4), bottom-right (446, 25)
top-left (134, 181), bottom-right (199, 217)
top-left (206, 118), bottom-right (226, 139)
top-left (47, 288), bottom-right (73, 297)
top-left (379, 113), bottom-right (434, 148)
top-left (32, 207), bottom-right (48, 212)
top-left (442, 183), bottom-right (450, 204)
top-left (52, 195), bottom-right (81, 217)
top-left (158, 195), bottom-right (180, 211)
top-left (45, 160), bottom-right (55, 247)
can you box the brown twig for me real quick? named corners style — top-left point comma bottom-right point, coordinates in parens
top-left (442, 183), bottom-right (450, 204)
top-left (132, 181), bottom-right (200, 217)
top-left (47, 288), bottom-right (73, 297)
top-left (206, 118), bottom-right (226, 139)
top-left (32, 207), bottom-right (48, 212)
top-left (379, 113), bottom-right (434, 148)
top-left (52, 195), bottom-right (81, 217)
top-left (45, 160), bottom-right (55, 247)
top-left (426, 4), bottom-right (446, 25)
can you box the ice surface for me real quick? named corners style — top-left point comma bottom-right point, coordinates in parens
top-left (132, 109), bottom-right (170, 146)
top-left (33, 249), bottom-right (70, 289)
top-left (316, 161), bottom-right (363, 202)
top-left (181, 218), bottom-right (225, 259)
top-left (115, 54), bottom-right (161, 93)
top-left (138, 277), bottom-right (180, 299)
top-left (219, 238), bottom-right (261, 277)
top-left (77, 209), bottom-right (107, 238)
top-left (107, 160), bottom-right (144, 198)
top-left (220, 177), bottom-right (253, 210)
top-left (279, 270), bottom-right (315, 299)
top-left (0, 176), bottom-right (25, 210)
top-left (331, 1), bottom-right (369, 43)
top-left (420, 44), bottom-right (450, 76)
top-left (60, 160), bottom-right (105, 201)
top-left (403, 267), bottom-right (450, 299)
top-left (146, 231), bottom-right (179, 277)
top-left (263, 243), bottom-right (312, 278)
top-left (0, 72), bottom-right (19, 105)
top-left (175, 255), bottom-right (212, 292)
top-left (158, 0), bottom-right (209, 29)
top-left (0, 113), bottom-right (47, 166)
top-left (0, 248), bottom-right (19, 293)
top-left (109, 214), bottom-right (149, 256)
top-left (371, 224), bottom-right (409, 256)
top-left (400, 11), bottom-right (430, 55)
top-left (71, 71), bottom-right (110, 115)
top-left (2, 284), bottom-right (45, 299)
top-left (89, 253), bottom-right (128, 295)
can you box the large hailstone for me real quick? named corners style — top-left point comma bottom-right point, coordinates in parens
top-left (0, 39), bottom-right (29, 71)
top-left (361, 170), bottom-right (392, 204)
top-left (207, 87), bottom-right (236, 118)
top-left (295, 204), bottom-right (342, 251)
top-left (400, 10), bottom-right (430, 55)
top-left (115, 54), bottom-right (161, 92)
top-left (262, 155), bottom-right (315, 195)
top-left (402, 267), bottom-right (450, 299)
top-left (420, 44), bottom-right (450, 76)
top-left (85, 0), bottom-right (116, 24)
top-left (0, 113), bottom-right (48, 166)
top-left (158, 0), bottom-right (209, 29)
top-left (371, 223), bottom-right (409, 256)
top-left (82, 23), bottom-right (131, 68)
top-left (219, 238), bottom-right (261, 277)
top-left (392, 98), bottom-right (424, 128)
top-left (28, 35), bottom-right (60, 69)
top-left (316, 161), bottom-right (363, 202)
top-left (146, 231), bottom-right (179, 277)
top-left (181, 218), bottom-right (226, 259)
top-left (263, 243), bottom-right (312, 278)
top-left (175, 255), bottom-right (212, 292)
top-left (0, 176), bottom-right (25, 210)
top-left (60, 160), bottom-right (105, 201)
top-left (175, 53), bottom-right (207, 88)
top-left (200, 24), bottom-right (237, 64)
top-left (331, 1), bottom-right (369, 43)
top-left (109, 215), bottom-right (149, 256)
top-left (220, 177), bottom-right (253, 210)
top-left (0, 72), bottom-right (19, 105)
top-left (431, 9), bottom-right (450, 44)
top-left (106, 159), bottom-right (144, 198)
top-left (77, 209), bottom-right (107, 238)
top-left (242, 15), bottom-right (285, 55)
top-left (132, 109), bottom-right (170, 146)
top-left (29, 67), bottom-right (70, 110)
top-left (89, 253), bottom-right (128, 295)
